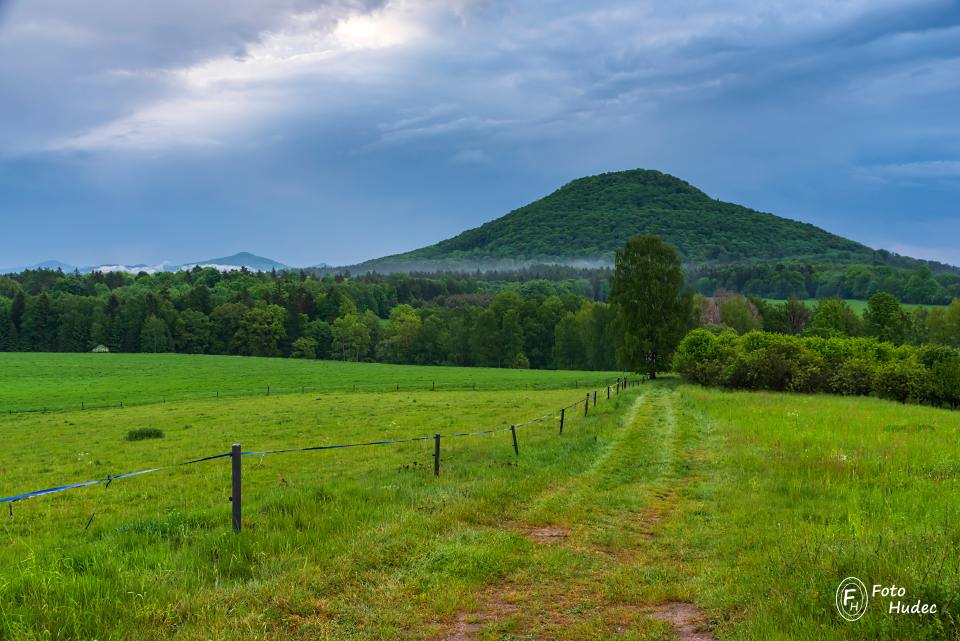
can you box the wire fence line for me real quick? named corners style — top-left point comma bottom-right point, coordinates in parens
top-left (2, 374), bottom-right (626, 416)
top-left (1, 376), bottom-right (641, 531)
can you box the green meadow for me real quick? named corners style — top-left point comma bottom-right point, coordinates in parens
top-left (0, 353), bottom-right (622, 412)
top-left (0, 355), bottom-right (957, 640)
top-left (764, 298), bottom-right (945, 314)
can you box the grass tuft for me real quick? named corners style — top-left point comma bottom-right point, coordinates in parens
top-left (124, 427), bottom-right (165, 441)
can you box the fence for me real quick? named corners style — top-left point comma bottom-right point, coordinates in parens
top-left (2, 375), bottom-right (625, 415)
top-left (0, 376), bottom-right (641, 531)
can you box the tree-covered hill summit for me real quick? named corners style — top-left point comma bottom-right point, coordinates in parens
top-left (349, 169), bottom-right (887, 272)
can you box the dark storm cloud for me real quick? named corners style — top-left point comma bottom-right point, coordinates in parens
top-left (0, 0), bottom-right (958, 267)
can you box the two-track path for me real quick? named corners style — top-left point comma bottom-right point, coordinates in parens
top-left (436, 383), bottom-right (717, 641)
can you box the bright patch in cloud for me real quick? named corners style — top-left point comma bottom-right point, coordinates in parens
top-left (53, 2), bottom-right (432, 151)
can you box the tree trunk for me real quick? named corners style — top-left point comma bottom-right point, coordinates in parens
top-left (649, 370), bottom-right (657, 380)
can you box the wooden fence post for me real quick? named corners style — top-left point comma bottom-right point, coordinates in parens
top-left (433, 434), bottom-right (441, 477)
top-left (593, 390), bottom-right (597, 406)
top-left (560, 408), bottom-right (565, 434)
top-left (584, 394), bottom-right (589, 416)
top-left (231, 443), bottom-right (242, 533)
top-left (511, 425), bottom-right (519, 456)
top-left (607, 386), bottom-right (610, 400)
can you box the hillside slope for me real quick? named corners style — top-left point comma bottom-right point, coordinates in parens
top-left (176, 252), bottom-right (288, 272)
top-left (347, 169), bottom-right (881, 272)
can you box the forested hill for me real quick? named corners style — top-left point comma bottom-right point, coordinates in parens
top-left (344, 170), bottom-right (862, 272)
top-left (341, 169), bottom-right (954, 275)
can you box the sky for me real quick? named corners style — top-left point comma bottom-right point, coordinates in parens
top-left (1, 0), bottom-right (958, 268)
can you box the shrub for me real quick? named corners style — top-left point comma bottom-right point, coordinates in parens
top-left (915, 344), bottom-right (958, 369)
top-left (673, 328), bottom-right (955, 410)
top-left (829, 358), bottom-right (875, 396)
top-left (125, 427), bottom-right (164, 441)
top-left (673, 329), bottom-right (735, 386)
top-left (788, 349), bottom-right (827, 393)
top-left (290, 337), bottom-right (318, 359)
top-left (931, 359), bottom-right (960, 409)
top-left (873, 360), bottom-right (931, 405)
top-left (513, 352), bottom-right (531, 369)
top-left (721, 331), bottom-right (824, 392)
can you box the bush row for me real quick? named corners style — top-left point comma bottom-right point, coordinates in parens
top-left (673, 329), bottom-right (960, 409)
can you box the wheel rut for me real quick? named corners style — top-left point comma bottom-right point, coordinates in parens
top-left (435, 384), bottom-right (716, 641)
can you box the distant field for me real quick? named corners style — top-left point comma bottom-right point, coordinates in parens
top-left (764, 298), bottom-right (946, 313)
top-left (0, 353), bottom-right (623, 413)
top-left (1, 364), bottom-right (956, 640)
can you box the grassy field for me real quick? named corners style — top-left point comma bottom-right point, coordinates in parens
top-left (0, 356), bottom-right (957, 640)
top-left (764, 298), bottom-right (946, 314)
top-left (0, 353), bottom-right (624, 413)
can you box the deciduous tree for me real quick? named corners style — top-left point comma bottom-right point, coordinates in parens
top-left (610, 235), bottom-right (694, 378)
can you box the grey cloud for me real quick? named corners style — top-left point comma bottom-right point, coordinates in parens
top-left (1, 0), bottom-right (959, 267)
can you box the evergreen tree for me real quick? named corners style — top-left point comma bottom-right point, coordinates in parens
top-left (184, 284), bottom-right (213, 314)
top-left (21, 293), bottom-right (56, 351)
top-left (10, 291), bottom-right (25, 334)
top-left (0, 302), bottom-right (17, 351)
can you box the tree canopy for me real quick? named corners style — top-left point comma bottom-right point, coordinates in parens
top-left (610, 235), bottom-right (694, 378)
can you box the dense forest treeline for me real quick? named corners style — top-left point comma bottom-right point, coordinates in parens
top-left (325, 259), bottom-right (960, 306)
top-left (0, 267), bottom-right (617, 370)
top-left (707, 291), bottom-right (960, 348)
top-left (1, 265), bottom-right (958, 370)
top-left (690, 260), bottom-right (960, 303)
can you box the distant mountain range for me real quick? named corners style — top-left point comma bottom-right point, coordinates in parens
top-left (0, 252), bottom-right (292, 275)
top-left (334, 169), bottom-right (958, 275)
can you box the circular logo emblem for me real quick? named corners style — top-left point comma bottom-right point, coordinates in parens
top-left (836, 577), bottom-right (869, 621)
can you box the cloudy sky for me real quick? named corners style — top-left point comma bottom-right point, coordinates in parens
top-left (1, 0), bottom-right (958, 268)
